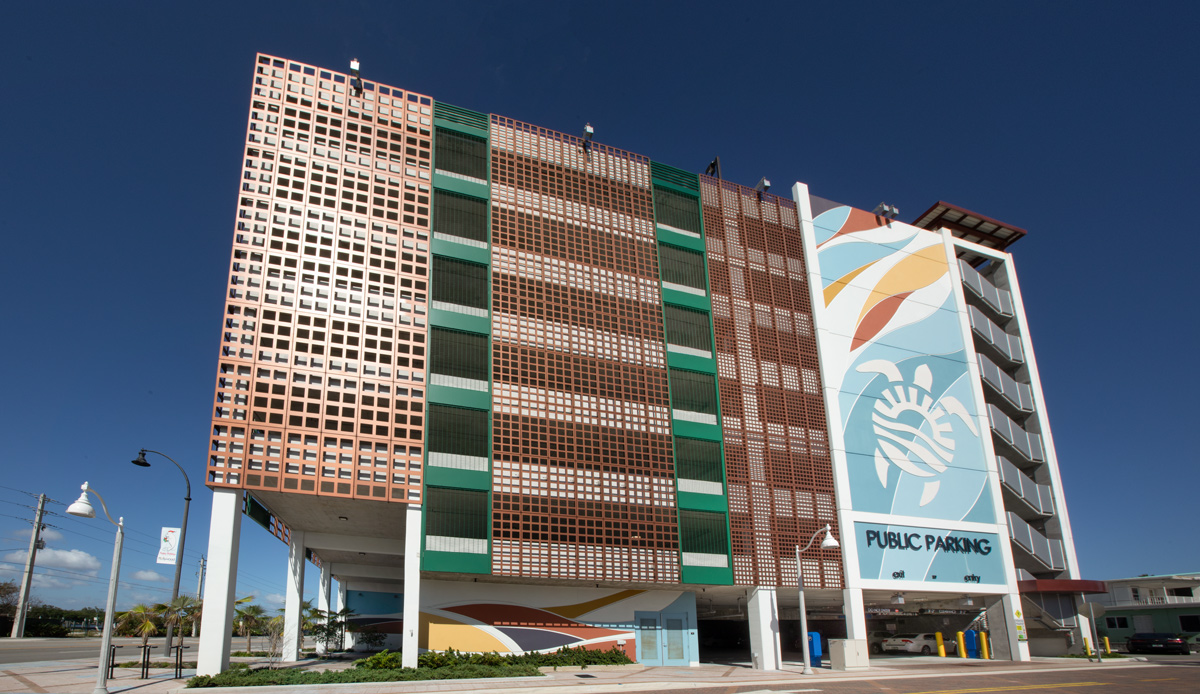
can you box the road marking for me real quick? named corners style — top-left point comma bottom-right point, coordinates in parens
top-left (902, 683), bottom-right (1104, 694)
top-left (1, 670), bottom-right (50, 693)
top-left (1139, 679), bottom-right (1178, 681)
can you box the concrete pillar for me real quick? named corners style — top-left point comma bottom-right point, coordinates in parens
top-left (401, 504), bottom-right (422, 668)
top-left (842, 587), bottom-right (867, 640)
top-left (281, 529), bottom-right (306, 662)
top-left (316, 562), bottom-right (331, 655)
top-left (197, 489), bottom-right (242, 676)
top-left (988, 592), bottom-right (1031, 661)
top-left (747, 587), bottom-right (782, 670)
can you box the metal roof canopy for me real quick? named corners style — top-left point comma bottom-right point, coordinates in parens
top-left (912, 201), bottom-right (1028, 257)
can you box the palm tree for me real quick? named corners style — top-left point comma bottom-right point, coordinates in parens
top-left (117, 604), bottom-right (160, 647)
top-left (235, 601), bottom-right (266, 653)
top-left (155, 595), bottom-right (200, 648)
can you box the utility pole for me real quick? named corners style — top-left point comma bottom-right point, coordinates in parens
top-left (192, 555), bottom-right (206, 637)
top-left (10, 494), bottom-right (47, 638)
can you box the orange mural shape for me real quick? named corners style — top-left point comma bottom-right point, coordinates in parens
top-left (851, 291), bottom-right (912, 350)
top-left (817, 207), bottom-right (890, 248)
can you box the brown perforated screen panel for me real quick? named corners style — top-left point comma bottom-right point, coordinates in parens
top-left (208, 54), bottom-right (430, 505)
top-left (489, 117), bottom-right (680, 582)
top-left (700, 176), bottom-right (843, 589)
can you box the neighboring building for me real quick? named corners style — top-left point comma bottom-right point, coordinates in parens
top-left (1088, 573), bottom-right (1200, 647)
top-left (196, 54), bottom-right (1101, 674)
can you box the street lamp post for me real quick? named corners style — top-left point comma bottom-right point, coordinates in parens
top-left (795, 523), bottom-right (839, 675)
top-left (132, 449), bottom-right (190, 656)
top-left (67, 482), bottom-right (124, 694)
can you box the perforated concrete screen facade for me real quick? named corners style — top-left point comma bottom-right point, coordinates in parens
top-left (197, 55), bottom-right (1094, 673)
top-left (209, 54), bottom-right (433, 504)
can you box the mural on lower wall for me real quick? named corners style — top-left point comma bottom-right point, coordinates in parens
top-left (345, 589), bottom-right (404, 634)
top-left (341, 581), bottom-right (697, 660)
top-left (420, 581), bottom-right (693, 658)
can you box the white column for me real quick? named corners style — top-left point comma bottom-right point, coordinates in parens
top-left (197, 489), bottom-right (242, 676)
top-left (747, 587), bottom-right (782, 670)
top-left (281, 529), bottom-right (306, 662)
top-left (842, 587), bottom-right (867, 640)
top-left (316, 562), bottom-right (331, 655)
top-left (401, 504), bottom-right (422, 668)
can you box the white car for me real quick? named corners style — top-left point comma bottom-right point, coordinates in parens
top-left (881, 632), bottom-right (957, 655)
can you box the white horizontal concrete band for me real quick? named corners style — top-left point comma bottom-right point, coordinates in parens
top-left (425, 536), bottom-right (488, 554)
top-left (428, 452), bottom-right (489, 471)
top-left (674, 410), bottom-right (718, 425)
top-left (430, 374), bottom-right (489, 392)
top-left (677, 479), bottom-right (724, 495)
top-left (682, 552), bottom-right (729, 568)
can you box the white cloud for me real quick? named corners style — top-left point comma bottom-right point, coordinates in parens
top-left (6, 527), bottom-right (65, 542)
top-left (27, 549), bottom-right (101, 574)
top-left (31, 574), bottom-right (86, 590)
top-left (132, 570), bottom-right (168, 582)
top-left (261, 593), bottom-right (286, 609)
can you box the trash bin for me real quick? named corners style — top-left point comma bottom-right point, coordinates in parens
top-left (963, 629), bottom-right (979, 658)
top-left (808, 631), bottom-right (823, 667)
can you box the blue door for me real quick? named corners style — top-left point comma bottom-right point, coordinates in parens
top-left (636, 612), bottom-right (690, 666)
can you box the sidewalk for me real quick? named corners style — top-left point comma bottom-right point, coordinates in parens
top-left (0, 652), bottom-right (1152, 694)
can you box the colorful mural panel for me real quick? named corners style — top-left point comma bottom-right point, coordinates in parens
top-left (811, 207), bottom-right (993, 523)
top-left (417, 581), bottom-right (696, 661)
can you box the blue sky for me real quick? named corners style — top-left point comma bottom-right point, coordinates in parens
top-left (1, 1), bottom-right (1196, 612)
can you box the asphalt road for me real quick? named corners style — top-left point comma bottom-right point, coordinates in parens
top-left (748, 661), bottom-right (1200, 694)
top-left (0, 636), bottom-right (205, 665)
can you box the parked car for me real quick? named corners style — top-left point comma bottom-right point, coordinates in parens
top-left (882, 632), bottom-right (957, 655)
top-left (868, 630), bottom-right (893, 654)
top-left (1126, 633), bottom-right (1190, 654)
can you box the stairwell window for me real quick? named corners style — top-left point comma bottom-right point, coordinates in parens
top-left (654, 186), bottom-right (702, 236)
top-left (425, 487), bottom-right (488, 539)
top-left (433, 191), bottom-right (488, 244)
top-left (435, 129), bottom-right (487, 181)
top-left (664, 305), bottom-right (712, 354)
top-left (660, 244), bottom-right (706, 294)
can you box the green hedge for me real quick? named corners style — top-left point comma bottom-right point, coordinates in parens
top-left (186, 645), bottom-right (633, 688)
top-left (186, 663), bottom-right (539, 688)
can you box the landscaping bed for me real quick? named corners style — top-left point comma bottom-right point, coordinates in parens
top-left (186, 645), bottom-right (632, 688)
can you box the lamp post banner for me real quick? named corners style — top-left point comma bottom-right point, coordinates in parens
top-left (157, 527), bottom-right (181, 565)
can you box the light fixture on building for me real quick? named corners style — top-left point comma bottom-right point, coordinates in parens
top-left (961, 595), bottom-right (975, 606)
top-left (582, 123), bottom-right (594, 159)
top-left (891, 592), bottom-right (905, 605)
top-left (872, 202), bottom-right (900, 219)
top-left (338, 516), bottom-right (348, 521)
top-left (350, 59), bottom-right (363, 97)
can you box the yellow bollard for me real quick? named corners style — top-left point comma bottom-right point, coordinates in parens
top-left (936, 631), bottom-right (946, 657)
top-left (1084, 637), bottom-right (1092, 656)
top-left (1103, 636), bottom-right (1111, 655)
top-left (980, 631), bottom-right (991, 659)
top-left (956, 631), bottom-right (967, 658)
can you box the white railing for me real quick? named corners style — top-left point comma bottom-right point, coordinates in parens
top-left (1090, 594), bottom-right (1200, 607)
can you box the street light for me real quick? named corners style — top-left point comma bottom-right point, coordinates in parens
top-left (67, 482), bottom-right (124, 694)
top-left (132, 449), bottom-right (190, 655)
top-left (795, 523), bottom-right (839, 675)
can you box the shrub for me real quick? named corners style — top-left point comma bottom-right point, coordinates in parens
top-left (25, 621), bottom-right (69, 638)
top-left (185, 663), bottom-right (540, 687)
top-left (352, 649), bottom-right (403, 669)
